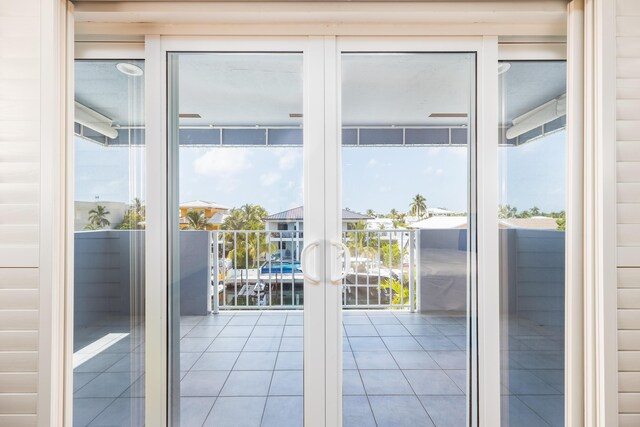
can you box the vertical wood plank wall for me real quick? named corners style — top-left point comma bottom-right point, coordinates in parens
top-left (0, 0), bottom-right (41, 425)
top-left (617, 1), bottom-right (640, 426)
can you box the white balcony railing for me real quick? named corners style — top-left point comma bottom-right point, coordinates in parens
top-left (211, 229), bottom-right (419, 311)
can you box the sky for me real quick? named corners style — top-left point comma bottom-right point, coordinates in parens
top-left (75, 129), bottom-right (566, 216)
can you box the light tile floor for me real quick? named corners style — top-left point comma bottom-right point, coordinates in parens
top-left (73, 310), bottom-right (563, 426)
top-left (501, 317), bottom-right (565, 427)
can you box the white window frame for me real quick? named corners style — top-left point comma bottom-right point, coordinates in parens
top-left (61, 4), bottom-right (610, 425)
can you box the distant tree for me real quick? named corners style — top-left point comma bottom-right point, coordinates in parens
top-left (117, 198), bottom-right (145, 229)
top-left (220, 204), bottom-right (273, 268)
top-left (380, 278), bottom-right (411, 307)
top-left (529, 206), bottom-right (541, 216)
top-left (87, 205), bottom-right (110, 229)
top-left (556, 211), bottom-right (566, 231)
top-left (221, 204), bottom-right (268, 231)
top-left (498, 204), bottom-right (518, 219)
top-left (366, 209), bottom-right (376, 218)
top-left (185, 209), bottom-right (207, 230)
top-left (410, 194), bottom-right (428, 218)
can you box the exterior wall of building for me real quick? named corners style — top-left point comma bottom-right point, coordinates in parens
top-left (0, 1), bottom-right (43, 425)
top-left (616, 1), bottom-right (640, 424)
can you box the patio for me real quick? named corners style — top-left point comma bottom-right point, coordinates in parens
top-left (72, 308), bottom-right (563, 427)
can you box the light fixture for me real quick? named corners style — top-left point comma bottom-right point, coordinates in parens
top-left (178, 113), bottom-right (201, 118)
top-left (498, 62), bottom-right (511, 75)
top-left (75, 101), bottom-right (119, 139)
top-left (116, 62), bottom-right (144, 77)
top-left (429, 113), bottom-right (468, 118)
top-left (506, 93), bottom-right (566, 140)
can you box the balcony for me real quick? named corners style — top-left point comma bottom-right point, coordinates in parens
top-left (72, 226), bottom-right (564, 426)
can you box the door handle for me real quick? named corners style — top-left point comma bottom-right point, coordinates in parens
top-left (300, 241), bottom-right (321, 284)
top-left (330, 240), bottom-right (351, 284)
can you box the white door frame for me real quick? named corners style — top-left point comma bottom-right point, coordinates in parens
top-left (63, 5), bottom-right (600, 427)
top-left (146, 34), bottom-right (501, 427)
top-left (323, 36), bottom-right (500, 427)
top-left (151, 36), bottom-right (330, 426)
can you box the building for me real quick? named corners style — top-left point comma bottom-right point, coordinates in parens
top-left (1, 2), bottom-right (634, 427)
top-left (264, 206), bottom-right (371, 260)
top-left (178, 200), bottom-right (229, 229)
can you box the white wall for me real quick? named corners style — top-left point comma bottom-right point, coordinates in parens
top-left (617, 1), bottom-right (640, 425)
top-left (0, 1), bottom-right (42, 425)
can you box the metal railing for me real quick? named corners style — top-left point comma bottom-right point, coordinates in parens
top-left (211, 229), bottom-right (418, 312)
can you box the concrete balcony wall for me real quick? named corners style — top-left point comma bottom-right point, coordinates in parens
top-left (73, 230), bottom-right (211, 337)
top-left (418, 228), bottom-right (565, 327)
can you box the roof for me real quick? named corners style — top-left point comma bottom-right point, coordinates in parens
top-left (409, 215), bottom-right (561, 230)
top-left (499, 217), bottom-right (560, 230)
top-left (409, 216), bottom-right (468, 229)
top-left (427, 207), bottom-right (455, 216)
top-left (265, 206), bottom-right (371, 221)
top-left (207, 212), bottom-right (228, 225)
top-left (180, 200), bottom-right (230, 210)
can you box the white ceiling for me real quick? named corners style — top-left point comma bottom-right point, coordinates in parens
top-left (74, 55), bottom-right (566, 130)
top-left (75, 60), bottom-right (145, 127)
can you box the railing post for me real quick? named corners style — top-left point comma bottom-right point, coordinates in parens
top-left (409, 230), bottom-right (415, 313)
top-left (212, 231), bottom-right (220, 314)
top-left (415, 230), bottom-right (421, 313)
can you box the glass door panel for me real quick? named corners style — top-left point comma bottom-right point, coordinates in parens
top-left (72, 59), bottom-right (146, 426)
top-left (339, 52), bottom-right (476, 427)
top-left (498, 60), bottom-right (567, 426)
top-left (167, 52), bottom-right (306, 427)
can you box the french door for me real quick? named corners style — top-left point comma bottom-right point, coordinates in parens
top-left (146, 35), bottom-right (497, 427)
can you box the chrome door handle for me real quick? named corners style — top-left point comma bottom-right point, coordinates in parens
top-left (300, 241), bottom-right (321, 284)
top-left (330, 240), bottom-right (351, 284)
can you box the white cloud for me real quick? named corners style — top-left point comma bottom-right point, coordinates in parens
top-left (194, 148), bottom-right (251, 177)
top-left (435, 168), bottom-right (444, 176)
top-left (367, 158), bottom-right (378, 168)
top-left (278, 150), bottom-right (302, 171)
top-left (260, 172), bottom-right (281, 186)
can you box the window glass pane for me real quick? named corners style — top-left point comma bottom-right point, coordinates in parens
top-left (498, 60), bottom-right (567, 427)
top-left (341, 52), bottom-right (476, 427)
top-left (73, 59), bottom-right (145, 426)
top-left (168, 53), bottom-right (305, 426)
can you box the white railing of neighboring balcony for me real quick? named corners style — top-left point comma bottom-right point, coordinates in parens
top-left (211, 229), bottom-right (418, 312)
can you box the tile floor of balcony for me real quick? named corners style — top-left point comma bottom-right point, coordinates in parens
top-left (73, 310), bottom-right (563, 427)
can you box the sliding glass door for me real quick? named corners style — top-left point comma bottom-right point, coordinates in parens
top-left (338, 50), bottom-right (476, 427)
top-left (70, 35), bottom-right (515, 427)
top-left (164, 38), bottom-right (328, 427)
top-left (160, 37), bottom-right (483, 427)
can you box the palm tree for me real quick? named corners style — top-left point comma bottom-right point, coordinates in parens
top-left (498, 204), bottom-right (518, 219)
top-left (132, 197), bottom-right (144, 216)
top-left (88, 205), bottom-right (110, 229)
top-left (410, 194), bottom-right (427, 218)
top-left (221, 204), bottom-right (269, 231)
top-left (241, 204), bottom-right (268, 228)
top-left (185, 209), bottom-right (207, 230)
top-left (366, 209), bottom-right (376, 218)
top-left (345, 220), bottom-right (378, 260)
top-left (221, 208), bottom-right (248, 231)
top-left (227, 233), bottom-right (277, 268)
